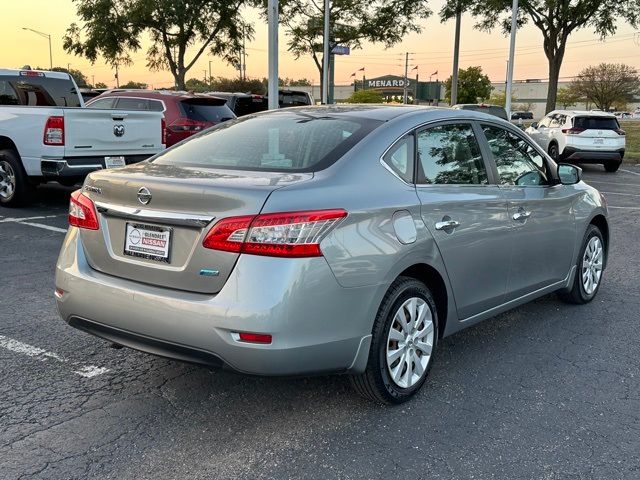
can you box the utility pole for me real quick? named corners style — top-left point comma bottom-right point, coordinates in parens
top-left (450, 9), bottom-right (462, 105)
top-left (92, 75), bottom-right (95, 87)
top-left (204, 70), bottom-right (208, 84)
top-left (114, 63), bottom-right (119, 88)
top-left (322, 0), bottom-right (331, 104)
top-left (403, 52), bottom-right (409, 104)
top-left (505, 0), bottom-right (519, 118)
top-left (267, 0), bottom-right (279, 109)
top-left (209, 61), bottom-right (213, 88)
top-left (242, 26), bottom-right (247, 81)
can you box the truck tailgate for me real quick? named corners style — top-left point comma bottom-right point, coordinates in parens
top-left (63, 108), bottom-right (163, 157)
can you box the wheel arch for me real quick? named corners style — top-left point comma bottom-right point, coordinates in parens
top-left (0, 136), bottom-right (20, 156)
top-left (589, 214), bottom-right (609, 267)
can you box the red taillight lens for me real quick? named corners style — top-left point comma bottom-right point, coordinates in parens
top-left (69, 190), bottom-right (99, 230)
top-left (238, 332), bottom-right (272, 344)
top-left (561, 127), bottom-right (585, 135)
top-left (161, 117), bottom-right (167, 145)
top-left (202, 209), bottom-right (347, 258)
top-left (615, 128), bottom-right (626, 136)
top-left (44, 116), bottom-right (65, 145)
top-left (168, 118), bottom-right (208, 132)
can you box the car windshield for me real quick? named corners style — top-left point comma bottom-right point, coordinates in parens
top-left (179, 99), bottom-right (234, 123)
top-left (152, 111), bottom-right (381, 172)
top-left (573, 116), bottom-right (619, 130)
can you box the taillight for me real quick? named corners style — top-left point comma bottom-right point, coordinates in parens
top-left (161, 117), bottom-right (167, 145)
top-left (203, 209), bottom-right (347, 257)
top-left (69, 190), bottom-right (99, 230)
top-left (561, 127), bottom-right (585, 135)
top-left (44, 116), bottom-right (65, 145)
top-left (615, 128), bottom-right (626, 136)
top-left (168, 118), bottom-right (208, 132)
top-left (237, 332), bottom-right (272, 344)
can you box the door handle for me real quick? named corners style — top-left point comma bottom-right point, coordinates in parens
top-left (513, 209), bottom-right (532, 221)
top-left (435, 219), bottom-right (460, 231)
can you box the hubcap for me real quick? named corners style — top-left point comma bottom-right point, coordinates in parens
top-left (0, 161), bottom-right (16, 200)
top-left (582, 236), bottom-right (603, 295)
top-left (386, 297), bottom-right (434, 389)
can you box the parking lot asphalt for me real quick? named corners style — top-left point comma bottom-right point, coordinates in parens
top-left (1, 165), bottom-right (639, 480)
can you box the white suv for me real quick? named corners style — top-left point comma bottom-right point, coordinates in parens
top-left (525, 110), bottom-right (626, 172)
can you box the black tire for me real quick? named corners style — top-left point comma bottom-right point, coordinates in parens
top-left (350, 276), bottom-right (439, 405)
top-left (558, 224), bottom-right (605, 304)
top-left (548, 143), bottom-right (559, 161)
top-left (0, 149), bottom-right (35, 207)
top-left (604, 161), bottom-right (621, 173)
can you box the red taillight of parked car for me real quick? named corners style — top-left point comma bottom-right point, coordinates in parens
top-left (43, 116), bottom-right (65, 145)
top-left (161, 117), bottom-right (167, 145)
top-left (202, 209), bottom-right (348, 257)
top-left (69, 190), bottom-right (99, 230)
top-left (167, 118), bottom-right (209, 133)
top-left (561, 127), bottom-right (585, 135)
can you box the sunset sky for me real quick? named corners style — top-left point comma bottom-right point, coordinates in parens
top-left (2, 0), bottom-right (639, 88)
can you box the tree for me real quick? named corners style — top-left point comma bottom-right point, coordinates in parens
top-left (64, 0), bottom-right (252, 90)
top-left (345, 90), bottom-right (384, 103)
top-left (444, 66), bottom-right (492, 104)
top-left (284, 78), bottom-right (312, 87)
top-left (39, 67), bottom-right (90, 87)
top-left (212, 77), bottom-right (265, 94)
top-left (94, 82), bottom-right (108, 89)
top-left (271, 0), bottom-right (431, 90)
top-left (488, 90), bottom-right (516, 107)
top-left (568, 63), bottom-right (640, 111)
top-left (513, 101), bottom-right (535, 112)
top-left (556, 87), bottom-right (582, 109)
top-left (440, 0), bottom-right (640, 114)
top-left (119, 81), bottom-right (148, 89)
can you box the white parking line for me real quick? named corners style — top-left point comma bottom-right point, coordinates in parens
top-left (0, 214), bottom-right (64, 223)
top-left (600, 191), bottom-right (640, 197)
top-left (620, 169), bottom-right (640, 177)
top-left (607, 206), bottom-right (640, 210)
top-left (587, 180), bottom-right (640, 187)
top-left (19, 221), bottom-right (67, 233)
top-left (0, 335), bottom-right (110, 378)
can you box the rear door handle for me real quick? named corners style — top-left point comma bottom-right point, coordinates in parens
top-left (513, 209), bottom-right (532, 221)
top-left (435, 219), bottom-right (460, 231)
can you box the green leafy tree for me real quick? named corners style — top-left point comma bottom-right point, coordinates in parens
top-left (283, 78), bottom-right (312, 86)
top-left (556, 87), bottom-right (581, 109)
top-left (119, 81), bottom-right (148, 89)
top-left (440, 0), bottom-right (640, 113)
top-left (94, 81), bottom-right (108, 89)
top-left (444, 66), bottom-right (492, 104)
top-left (568, 63), bottom-right (640, 111)
top-left (40, 67), bottom-right (90, 87)
top-left (185, 78), bottom-right (210, 93)
top-left (211, 77), bottom-right (265, 94)
top-left (64, 0), bottom-right (253, 90)
top-left (513, 101), bottom-right (535, 112)
top-left (488, 90), bottom-right (516, 107)
top-left (269, 0), bottom-right (431, 90)
top-left (345, 90), bottom-right (384, 103)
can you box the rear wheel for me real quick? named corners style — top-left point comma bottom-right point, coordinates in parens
top-left (350, 277), bottom-right (438, 404)
top-left (558, 225), bottom-right (605, 304)
top-left (604, 161), bottom-right (621, 173)
top-left (0, 149), bottom-right (35, 207)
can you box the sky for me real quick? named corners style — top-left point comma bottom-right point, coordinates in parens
top-left (1, 0), bottom-right (639, 88)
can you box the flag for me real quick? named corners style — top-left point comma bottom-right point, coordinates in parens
top-left (431, 70), bottom-right (438, 76)
top-left (412, 65), bottom-right (418, 71)
top-left (350, 72), bottom-right (356, 77)
top-left (357, 67), bottom-right (365, 72)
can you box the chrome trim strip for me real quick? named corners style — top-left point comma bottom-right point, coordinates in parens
top-left (95, 202), bottom-right (215, 228)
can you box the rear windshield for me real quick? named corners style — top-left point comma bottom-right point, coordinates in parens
top-left (279, 92), bottom-right (311, 107)
top-left (0, 74), bottom-right (81, 107)
top-left (152, 111), bottom-right (381, 172)
top-left (573, 116), bottom-right (619, 130)
top-left (234, 96), bottom-right (267, 116)
top-left (179, 99), bottom-right (235, 123)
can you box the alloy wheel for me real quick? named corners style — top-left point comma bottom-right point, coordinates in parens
top-left (0, 160), bottom-right (16, 200)
top-left (386, 297), bottom-right (434, 389)
top-left (582, 236), bottom-right (603, 295)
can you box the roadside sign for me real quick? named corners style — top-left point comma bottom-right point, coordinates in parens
top-left (331, 45), bottom-right (350, 55)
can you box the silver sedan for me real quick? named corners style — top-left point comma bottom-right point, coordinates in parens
top-left (55, 106), bottom-right (608, 404)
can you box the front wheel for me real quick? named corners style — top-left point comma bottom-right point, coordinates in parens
top-left (350, 277), bottom-right (438, 404)
top-left (558, 225), bottom-right (605, 304)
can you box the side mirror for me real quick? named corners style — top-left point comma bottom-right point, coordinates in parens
top-left (530, 122), bottom-right (539, 129)
top-left (558, 164), bottom-right (582, 185)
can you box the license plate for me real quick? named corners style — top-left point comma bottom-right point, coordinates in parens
top-left (124, 223), bottom-right (171, 262)
top-left (105, 156), bottom-right (126, 168)
top-left (593, 138), bottom-right (604, 145)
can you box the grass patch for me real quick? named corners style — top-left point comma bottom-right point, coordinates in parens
top-left (620, 120), bottom-right (640, 164)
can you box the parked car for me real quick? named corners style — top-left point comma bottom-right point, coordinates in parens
top-left (613, 111), bottom-right (632, 119)
top-left (206, 92), bottom-right (267, 117)
top-left (56, 106), bottom-right (608, 404)
top-left (452, 103), bottom-right (508, 120)
top-left (511, 111), bottom-right (534, 120)
top-left (525, 110), bottom-right (626, 172)
top-left (78, 88), bottom-right (102, 103)
top-left (0, 69), bottom-right (164, 206)
top-left (87, 90), bottom-right (236, 147)
top-left (272, 89), bottom-right (314, 107)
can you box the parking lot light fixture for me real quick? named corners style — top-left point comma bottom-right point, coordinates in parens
top-left (22, 27), bottom-right (52, 70)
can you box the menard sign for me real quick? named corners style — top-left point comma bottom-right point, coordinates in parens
top-left (367, 75), bottom-right (413, 90)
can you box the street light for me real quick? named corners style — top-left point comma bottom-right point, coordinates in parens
top-left (22, 27), bottom-right (52, 70)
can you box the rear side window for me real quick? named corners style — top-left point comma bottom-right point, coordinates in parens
top-left (116, 97), bottom-right (151, 110)
top-left (179, 100), bottom-right (235, 122)
top-left (86, 97), bottom-right (117, 109)
top-left (0, 74), bottom-right (81, 107)
top-left (383, 135), bottom-right (414, 183)
top-left (416, 124), bottom-right (488, 185)
top-left (573, 116), bottom-right (619, 130)
top-left (153, 111), bottom-right (381, 172)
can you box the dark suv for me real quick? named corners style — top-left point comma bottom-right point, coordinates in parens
top-left (206, 92), bottom-right (267, 117)
top-left (87, 90), bottom-right (235, 146)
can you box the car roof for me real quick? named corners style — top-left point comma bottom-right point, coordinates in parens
top-left (549, 109), bottom-right (616, 118)
top-left (0, 68), bottom-right (71, 80)
top-left (93, 90), bottom-right (228, 103)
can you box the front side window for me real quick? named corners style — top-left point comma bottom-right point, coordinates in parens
top-left (416, 124), bottom-right (488, 185)
top-left (482, 125), bottom-right (549, 186)
top-left (382, 135), bottom-right (414, 183)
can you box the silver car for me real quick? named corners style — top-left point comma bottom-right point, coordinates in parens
top-left (55, 106), bottom-right (609, 404)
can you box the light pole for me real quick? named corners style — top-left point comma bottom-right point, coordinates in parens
top-left (22, 27), bottom-right (52, 69)
top-left (321, 0), bottom-right (330, 104)
top-left (505, 0), bottom-right (519, 118)
top-left (267, 0), bottom-right (279, 110)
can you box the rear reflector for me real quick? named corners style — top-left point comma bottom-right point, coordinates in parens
top-left (202, 209), bottom-right (347, 258)
top-left (69, 190), bottom-right (99, 230)
top-left (44, 116), bottom-right (65, 145)
top-left (238, 332), bottom-right (272, 344)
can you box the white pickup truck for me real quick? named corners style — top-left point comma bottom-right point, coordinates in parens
top-left (0, 69), bottom-right (165, 206)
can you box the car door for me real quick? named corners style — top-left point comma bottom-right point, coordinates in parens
top-left (414, 122), bottom-right (512, 320)
top-left (479, 123), bottom-right (576, 300)
top-left (528, 115), bottom-right (552, 150)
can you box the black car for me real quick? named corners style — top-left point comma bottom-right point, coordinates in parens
top-left (511, 111), bottom-right (534, 120)
top-left (206, 92), bottom-right (267, 117)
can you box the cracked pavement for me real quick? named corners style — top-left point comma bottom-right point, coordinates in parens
top-left (1, 167), bottom-right (639, 479)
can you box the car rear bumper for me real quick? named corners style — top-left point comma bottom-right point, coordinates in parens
top-left (55, 228), bottom-right (376, 376)
top-left (41, 154), bottom-right (155, 177)
top-left (561, 147), bottom-right (625, 163)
